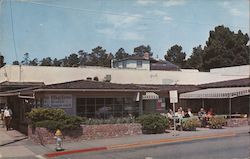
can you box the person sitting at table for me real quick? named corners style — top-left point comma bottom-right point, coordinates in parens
top-left (207, 108), bottom-right (214, 118)
top-left (198, 108), bottom-right (207, 127)
top-left (175, 108), bottom-right (184, 130)
top-left (187, 108), bottom-right (193, 117)
top-left (179, 107), bottom-right (185, 117)
top-left (166, 109), bottom-right (173, 119)
top-left (184, 111), bottom-right (190, 118)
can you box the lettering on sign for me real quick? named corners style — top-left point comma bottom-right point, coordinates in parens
top-left (44, 94), bottom-right (72, 108)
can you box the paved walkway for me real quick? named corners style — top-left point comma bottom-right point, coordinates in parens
top-left (0, 125), bottom-right (249, 158)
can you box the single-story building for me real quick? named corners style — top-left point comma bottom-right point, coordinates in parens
top-left (0, 77), bottom-right (249, 134)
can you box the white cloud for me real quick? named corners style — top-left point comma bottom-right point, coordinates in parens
top-left (219, 1), bottom-right (243, 17)
top-left (163, 16), bottom-right (173, 21)
top-left (136, 0), bottom-right (156, 5)
top-left (163, 0), bottom-right (186, 7)
top-left (148, 10), bottom-right (166, 16)
top-left (120, 32), bottom-right (144, 41)
top-left (105, 13), bottom-right (142, 28)
top-left (229, 8), bottom-right (241, 16)
top-left (97, 28), bottom-right (114, 36)
top-left (221, 1), bottom-right (230, 7)
top-left (98, 13), bottom-right (145, 41)
top-left (97, 28), bottom-right (144, 41)
top-left (39, 23), bottom-right (44, 26)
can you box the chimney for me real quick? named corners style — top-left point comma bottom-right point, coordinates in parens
top-left (144, 52), bottom-right (149, 60)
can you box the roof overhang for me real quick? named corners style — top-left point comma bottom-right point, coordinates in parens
top-left (180, 87), bottom-right (250, 99)
top-left (34, 89), bottom-right (160, 93)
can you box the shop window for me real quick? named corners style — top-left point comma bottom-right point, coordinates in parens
top-left (76, 98), bottom-right (86, 117)
top-left (76, 97), bottom-right (138, 118)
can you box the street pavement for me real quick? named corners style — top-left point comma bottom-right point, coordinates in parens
top-left (52, 133), bottom-right (250, 159)
top-left (0, 126), bottom-right (249, 159)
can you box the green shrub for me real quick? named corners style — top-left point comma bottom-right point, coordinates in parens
top-left (182, 117), bottom-right (201, 131)
top-left (27, 108), bottom-right (66, 123)
top-left (83, 117), bottom-right (136, 125)
top-left (27, 108), bottom-right (84, 131)
top-left (208, 116), bottom-right (226, 129)
top-left (137, 114), bottom-right (169, 134)
top-left (35, 120), bottom-right (64, 130)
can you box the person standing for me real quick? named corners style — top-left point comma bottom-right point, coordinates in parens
top-left (4, 105), bottom-right (12, 131)
top-left (0, 108), bottom-right (4, 128)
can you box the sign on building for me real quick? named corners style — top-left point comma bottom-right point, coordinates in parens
top-left (44, 94), bottom-right (72, 108)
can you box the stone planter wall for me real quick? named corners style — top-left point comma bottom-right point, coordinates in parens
top-left (227, 118), bottom-right (248, 127)
top-left (28, 123), bottom-right (142, 145)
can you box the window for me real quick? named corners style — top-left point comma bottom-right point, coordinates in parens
top-left (76, 97), bottom-right (139, 118)
top-left (122, 61), bottom-right (127, 68)
top-left (137, 60), bottom-right (142, 68)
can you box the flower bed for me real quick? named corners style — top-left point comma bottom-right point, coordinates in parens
top-left (28, 123), bottom-right (142, 144)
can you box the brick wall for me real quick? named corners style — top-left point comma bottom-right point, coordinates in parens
top-left (28, 123), bottom-right (142, 145)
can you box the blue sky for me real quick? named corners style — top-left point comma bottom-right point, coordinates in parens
top-left (0, 0), bottom-right (249, 64)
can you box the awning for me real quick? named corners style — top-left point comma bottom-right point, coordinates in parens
top-left (0, 86), bottom-right (39, 98)
top-left (142, 92), bottom-right (159, 100)
top-left (180, 87), bottom-right (250, 99)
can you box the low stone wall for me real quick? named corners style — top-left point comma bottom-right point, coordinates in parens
top-left (227, 118), bottom-right (249, 127)
top-left (28, 123), bottom-right (142, 145)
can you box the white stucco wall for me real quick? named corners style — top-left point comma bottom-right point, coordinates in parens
top-left (210, 65), bottom-right (250, 76)
top-left (0, 65), bottom-right (248, 85)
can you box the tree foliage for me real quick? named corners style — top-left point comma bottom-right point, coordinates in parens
top-left (21, 53), bottom-right (30, 65)
top-left (0, 53), bottom-right (6, 68)
top-left (9, 26), bottom-right (249, 70)
top-left (164, 44), bottom-right (186, 68)
top-left (186, 45), bottom-right (204, 70)
top-left (115, 48), bottom-right (130, 60)
top-left (40, 57), bottom-right (53, 66)
top-left (88, 46), bottom-right (113, 67)
top-left (12, 60), bottom-right (19, 65)
top-left (202, 25), bottom-right (249, 71)
top-left (65, 53), bottom-right (79, 67)
top-left (133, 45), bottom-right (153, 57)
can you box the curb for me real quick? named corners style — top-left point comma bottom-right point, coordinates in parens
top-left (45, 147), bottom-right (107, 158)
top-left (44, 132), bottom-right (236, 158)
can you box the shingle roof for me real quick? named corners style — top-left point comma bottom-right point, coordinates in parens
top-left (198, 78), bottom-right (250, 88)
top-left (36, 79), bottom-right (199, 94)
top-left (40, 79), bottom-right (158, 91)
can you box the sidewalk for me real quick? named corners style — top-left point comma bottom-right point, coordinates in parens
top-left (44, 126), bottom-right (249, 158)
top-left (0, 126), bottom-right (249, 158)
top-left (0, 127), bottom-right (38, 158)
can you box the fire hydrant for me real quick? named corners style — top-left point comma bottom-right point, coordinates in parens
top-left (54, 129), bottom-right (64, 151)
